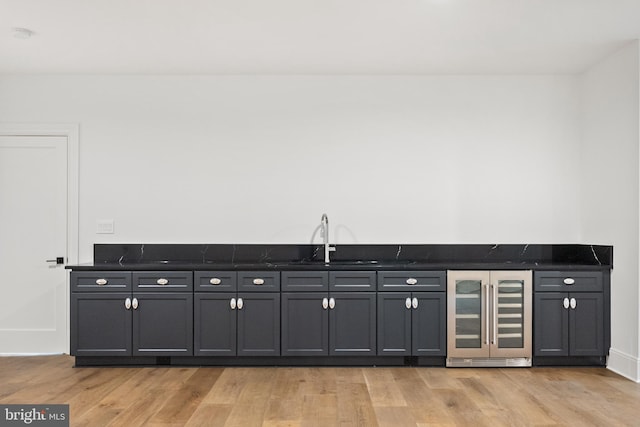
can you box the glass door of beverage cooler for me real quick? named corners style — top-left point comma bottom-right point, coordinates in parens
top-left (489, 271), bottom-right (532, 358)
top-left (447, 270), bottom-right (532, 360)
top-left (447, 271), bottom-right (491, 358)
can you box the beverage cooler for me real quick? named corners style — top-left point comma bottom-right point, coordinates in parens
top-left (447, 270), bottom-right (532, 367)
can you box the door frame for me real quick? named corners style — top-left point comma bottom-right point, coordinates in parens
top-left (0, 123), bottom-right (79, 354)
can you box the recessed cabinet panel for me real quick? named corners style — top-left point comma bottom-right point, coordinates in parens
top-left (71, 271), bottom-right (131, 292)
top-left (533, 293), bottom-right (569, 356)
top-left (133, 293), bottom-right (193, 356)
top-left (569, 293), bottom-right (604, 356)
top-left (377, 271), bottom-right (446, 292)
top-left (194, 271), bottom-right (237, 292)
top-left (329, 292), bottom-right (376, 356)
top-left (194, 293), bottom-right (237, 355)
top-left (133, 271), bottom-right (193, 291)
top-left (71, 293), bottom-right (132, 356)
top-left (238, 272), bottom-right (280, 292)
top-left (281, 272), bottom-right (329, 292)
top-left (329, 271), bottom-right (376, 291)
top-left (237, 292), bottom-right (280, 356)
top-left (534, 271), bottom-right (603, 292)
top-left (412, 292), bottom-right (446, 356)
top-left (281, 292), bottom-right (328, 355)
top-left (377, 293), bottom-right (412, 355)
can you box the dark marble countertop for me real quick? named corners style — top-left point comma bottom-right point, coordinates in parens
top-left (67, 260), bottom-right (610, 272)
top-left (65, 243), bottom-right (613, 272)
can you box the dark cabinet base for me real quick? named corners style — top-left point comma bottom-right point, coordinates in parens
top-left (73, 355), bottom-right (447, 367)
top-left (533, 356), bottom-right (607, 367)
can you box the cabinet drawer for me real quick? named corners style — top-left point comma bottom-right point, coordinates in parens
top-left (194, 271), bottom-right (237, 292)
top-left (71, 271), bottom-right (132, 292)
top-left (238, 271), bottom-right (280, 292)
top-left (133, 271), bottom-right (193, 291)
top-left (282, 271), bottom-right (329, 291)
top-left (377, 271), bottom-right (446, 291)
top-left (534, 271), bottom-right (603, 292)
top-left (329, 271), bottom-right (376, 291)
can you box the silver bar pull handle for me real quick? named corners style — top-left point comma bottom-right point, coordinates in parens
top-left (484, 284), bottom-right (490, 346)
top-left (491, 284), bottom-right (497, 345)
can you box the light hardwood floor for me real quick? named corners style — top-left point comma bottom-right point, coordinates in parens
top-left (1, 356), bottom-right (639, 426)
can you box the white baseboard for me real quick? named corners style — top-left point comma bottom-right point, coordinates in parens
top-left (0, 353), bottom-right (64, 357)
top-left (607, 348), bottom-right (640, 382)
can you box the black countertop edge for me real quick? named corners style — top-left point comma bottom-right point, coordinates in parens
top-left (65, 262), bottom-right (611, 272)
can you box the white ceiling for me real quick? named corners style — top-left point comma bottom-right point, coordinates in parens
top-left (2, 0), bottom-right (640, 75)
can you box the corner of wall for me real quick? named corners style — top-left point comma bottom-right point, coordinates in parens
top-left (608, 348), bottom-right (640, 382)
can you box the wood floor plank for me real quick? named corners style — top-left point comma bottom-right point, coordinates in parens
top-left (2, 356), bottom-right (640, 427)
top-left (363, 368), bottom-right (408, 407)
top-left (150, 367), bottom-right (224, 424)
top-left (185, 403), bottom-right (233, 427)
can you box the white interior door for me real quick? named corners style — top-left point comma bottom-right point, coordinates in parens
top-left (0, 136), bottom-right (68, 354)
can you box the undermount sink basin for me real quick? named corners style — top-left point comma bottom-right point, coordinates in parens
top-left (286, 260), bottom-right (408, 266)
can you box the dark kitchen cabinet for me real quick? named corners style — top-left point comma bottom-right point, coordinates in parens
top-left (132, 292), bottom-right (193, 356)
top-left (377, 271), bottom-right (446, 356)
top-left (534, 292), bottom-right (604, 357)
top-left (194, 292), bottom-right (237, 356)
top-left (377, 292), bottom-right (446, 356)
top-left (70, 271), bottom-right (193, 356)
top-left (71, 292), bottom-right (132, 356)
top-left (281, 271), bottom-right (376, 356)
top-left (195, 271), bottom-right (280, 356)
top-left (534, 271), bottom-right (607, 359)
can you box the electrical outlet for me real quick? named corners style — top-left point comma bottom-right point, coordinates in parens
top-left (97, 220), bottom-right (115, 234)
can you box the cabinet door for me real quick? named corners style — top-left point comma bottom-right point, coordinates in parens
top-left (412, 292), bottom-right (446, 356)
top-left (533, 293), bottom-right (568, 357)
top-left (330, 292), bottom-right (376, 356)
top-left (70, 292), bottom-right (132, 356)
top-left (133, 293), bottom-right (193, 356)
top-left (281, 292), bottom-right (328, 356)
top-left (377, 293), bottom-right (411, 356)
top-left (570, 292), bottom-right (604, 356)
top-left (489, 271), bottom-right (532, 358)
top-left (447, 271), bottom-right (491, 358)
top-left (237, 292), bottom-right (280, 356)
top-left (194, 293), bottom-right (237, 356)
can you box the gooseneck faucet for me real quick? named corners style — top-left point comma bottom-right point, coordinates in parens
top-left (321, 213), bottom-right (336, 263)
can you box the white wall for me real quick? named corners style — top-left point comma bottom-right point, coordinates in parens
top-left (580, 41), bottom-right (640, 381)
top-left (0, 75), bottom-right (582, 262)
